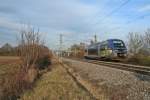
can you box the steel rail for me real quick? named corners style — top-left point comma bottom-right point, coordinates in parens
top-left (66, 58), bottom-right (150, 76)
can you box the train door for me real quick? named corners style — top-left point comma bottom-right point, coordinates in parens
top-left (99, 42), bottom-right (110, 58)
top-left (99, 44), bottom-right (106, 57)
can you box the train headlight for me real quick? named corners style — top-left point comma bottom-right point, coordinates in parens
top-left (124, 54), bottom-right (127, 56)
top-left (109, 50), bottom-right (113, 53)
top-left (113, 52), bottom-right (118, 57)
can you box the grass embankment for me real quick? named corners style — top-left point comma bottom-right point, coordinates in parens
top-left (21, 63), bottom-right (94, 100)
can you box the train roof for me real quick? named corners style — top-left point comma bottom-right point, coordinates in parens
top-left (87, 39), bottom-right (124, 47)
top-left (107, 39), bottom-right (123, 41)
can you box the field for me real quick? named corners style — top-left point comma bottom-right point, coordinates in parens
top-left (0, 56), bottom-right (20, 64)
top-left (0, 56), bottom-right (20, 80)
top-left (0, 56), bottom-right (20, 99)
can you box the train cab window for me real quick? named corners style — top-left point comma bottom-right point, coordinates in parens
top-left (113, 40), bottom-right (125, 48)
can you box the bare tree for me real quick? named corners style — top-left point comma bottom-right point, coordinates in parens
top-left (18, 26), bottom-right (43, 72)
top-left (144, 29), bottom-right (150, 48)
top-left (127, 32), bottom-right (143, 55)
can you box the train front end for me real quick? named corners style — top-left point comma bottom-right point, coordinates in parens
top-left (109, 39), bottom-right (127, 59)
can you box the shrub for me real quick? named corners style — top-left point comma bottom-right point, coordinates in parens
top-left (1, 66), bottom-right (39, 100)
top-left (1, 70), bottom-right (28, 99)
top-left (127, 29), bottom-right (150, 66)
top-left (0, 26), bottom-right (52, 100)
top-left (36, 54), bottom-right (51, 70)
top-left (127, 54), bottom-right (150, 66)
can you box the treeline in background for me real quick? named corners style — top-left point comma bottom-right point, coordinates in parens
top-left (0, 43), bottom-right (17, 56)
top-left (127, 29), bottom-right (150, 66)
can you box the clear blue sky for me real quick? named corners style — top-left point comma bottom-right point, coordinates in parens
top-left (0, 0), bottom-right (150, 49)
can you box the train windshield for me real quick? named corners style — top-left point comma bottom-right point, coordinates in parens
top-left (112, 40), bottom-right (125, 48)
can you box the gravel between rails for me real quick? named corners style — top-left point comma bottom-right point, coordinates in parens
top-left (63, 58), bottom-right (150, 100)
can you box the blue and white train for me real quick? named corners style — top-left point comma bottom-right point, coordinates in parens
top-left (84, 39), bottom-right (127, 60)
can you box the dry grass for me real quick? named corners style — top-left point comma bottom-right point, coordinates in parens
top-left (0, 56), bottom-right (38, 100)
top-left (0, 56), bottom-right (20, 80)
top-left (20, 63), bottom-right (94, 100)
top-left (0, 56), bottom-right (21, 99)
top-left (126, 55), bottom-right (150, 66)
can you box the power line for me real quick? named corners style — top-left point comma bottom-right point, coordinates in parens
top-left (94, 0), bottom-right (131, 25)
top-left (127, 13), bottom-right (150, 24)
top-left (59, 34), bottom-right (63, 58)
top-left (59, 34), bottom-right (63, 50)
top-left (94, 34), bottom-right (97, 43)
top-left (105, 0), bottom-right (130, 18)
top-left (86, 0), bottom-right (111, 22)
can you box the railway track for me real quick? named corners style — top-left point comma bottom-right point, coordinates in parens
top-left (66, 58), bottom-right (150, 76)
